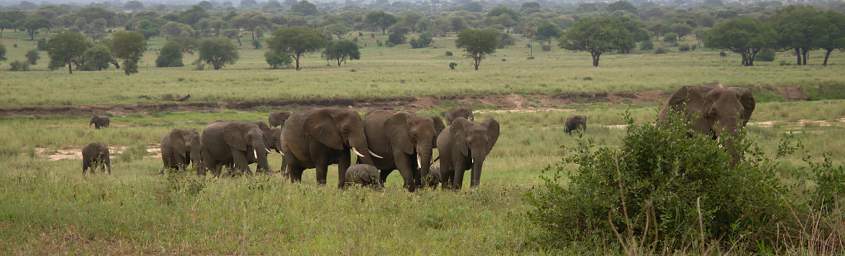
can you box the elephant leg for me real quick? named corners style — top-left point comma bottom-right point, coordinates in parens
top-left (470, 162), bottom-right (483, 188)
top-left (393, 152), bottom-right (417, 192)
top-left (439, 158), bottom-right (453, 190)
top-left (231, 151), bottom-right (251, 175)
top-left (83, 159), bottom-right (90, 175)
top-left (105, 158), bottom-right (111, 175)
top-left (338, 150), bottom-right (351, 188)
top-left (379, 169), bottom-right (393, 184)
top-left (174, 153), bottom-right (187, 172)
top-left (310, 145), bottom-right (329, 185)
top-left (452, 158), bottom-right (467, 190)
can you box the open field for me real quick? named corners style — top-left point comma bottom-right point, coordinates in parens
top-left (2, 30), bottom-right (845, 254)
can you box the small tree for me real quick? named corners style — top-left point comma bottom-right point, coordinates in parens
top-left (156, 41), bottom-right (184, 67)
top-left (455, 29), bottom-right (499, 70)
top-left (198, 37), bottom-right (239, 70)
top-left (323, 40), bottom-right (360, 67)
top-left (365, 11), bottom-right (398, 34)
top-left (80, 44), bottom-right (113, 71)
top-left (47, 31), bottom-right (90, 74)
top-left (705, 18), bottom-right (775, 66)
top-left (111, 31), bottom-right (146, 75)
top-left (265, 50), bottom-right (291, 69)
top-left (409, 32), bottom-right (433, 48)
top-left (559, 16), bottom-right (634, 67)
top-left (266, 27), bottom-right (326, 70)
top-left (21, 16), bottom-right (50, 40)
top-left (817, 11), bottom-right (845, 66)
top-left (535, 22), bottom-right (561, 46)
top-left (25, 49), bottom-right (39, 65)
top-left (663, 32), bottom-right (678, 45)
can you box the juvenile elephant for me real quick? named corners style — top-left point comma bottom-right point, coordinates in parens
top-left (82, 142), bottom-right (111, 175)
top-left (422, 164), bottom-right (442, 189)
top-left (282, 108), bottom-right (382, 188)
top-left (364, 110), bottom-right (445, 192)
top-left (269, 112), bottom-right (291, 128)
top-left (437, 117), bottom-right (500, 190)
top-left (564, 115), bottom-right (587, 135)
top-left (200, 121), bottom-right (271, 176)
top-left (659, 85), bottom-right (755, 138)
top-left (443, 107), bottom-right (474, 124)
top-left (160, 128), bottom-right (202, 172)
top-left (89, 115), bottom-right (110, 129)
top-left (344, 164), bottom-right (383, 189)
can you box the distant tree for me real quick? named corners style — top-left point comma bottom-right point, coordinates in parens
top-left (396, 12), bottom-right (424, 33)
top-left (559, 16), bottom-right (634, 67)
top-left (456, 29), bottom-right (499, 70)
top-left (818, 11), bottom-right (845, 66)
top-left (771, 6), bottom-right (823, 65)
top-left (47, 31), bottom-right (90, 74)
top-left (21, 15), bottom-right (50, 40)
top-left (267, 27), bottom-right (326, 70)
top-left (198, 38), bottom-right (238, 70)
top-left (387, 28), bottom-right (408, 46)
top-left (535, 22), bottom-right (561, 46)
top-left (291, 1), bottom-right (319, 16)
top-left (124, 1), bottom-right (144, 11)
top-left (323, 23), bottom-right (351, 39)
top-left (0, 43), bottom-right (5, 62)
top-left (161, 21), bottom-right (195, 38)
top-left (498, 32), bottom-right (515, 48)
top-left (323, 40), bottom-right (360, 66)
top-left (179, 6), bottom-right (209, 26)
top-left (366, 11), bottom-right (398, 34)
top-left (110, 31), bottom-right (146, 75)
top-left (232, 13), bottom-right (269, 42)
top-left (264, 0), bottom-right (283, 10)
top-left (607, 1), bottom-right (637, 14)
top-left (80, 44), bottom-right (112, 71)
top-left (264, 50), bottom-right (291, 69)
top-left (409, 32), bottom-right (433, 48)
top-left (241, 0), bottom-right (258, 8)
top-left (640, 39), bottom-right (654, 50)
top-left (25, 49), bottom-right (39, 65)
top-left (156, 41), bottom-right (184, 67)
top-left (663, 32), bottom-right (678, 45)
top-left (669, 23), bottom-right (693, 39)
top-left (520, 2), bottom-right (541, 13)
top-left (487, 6), bottom-right (520, 32)
top-left (705, 18), bottom-right (775, 66)
top-left (197, 1), bottom-right (214, 10)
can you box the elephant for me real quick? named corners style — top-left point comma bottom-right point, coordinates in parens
top-left (422, 164), bottom-right (442, 189)
top-left (82, 142), bottom-right (111, 175)
top-left (564, 115), bottom-right (587, 135)
top-left (437, 117), bottom-right (500, 190)
top-left (659, 85), bottom-right (755, 139)
top-left (344, 164), bottom-right (383, 189)
top-left (363, 110), bottom-right (445, 192)
top-left (443, 107), bottom-right (474, 124)
top-left (199, 121), bottom-right (271, 176)
top-left (160, 128), bottom-right (202, 172)
top-left (89, 115), bottom-right (110, 129)
top-left (281, 108), bottom-right (382, 188)
top-left (269, 111), bottom-right (291, 128)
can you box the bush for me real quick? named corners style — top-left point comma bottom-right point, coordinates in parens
top-left (252, 40), bottom-right (262, 49)
top-left (409, 32), bottom-right (433, 49)
top-left (663, 32), bottom-right (678, 45)
top-left (387, 32), bottom-right (406, 46)
top-left (265, 50), bottom-right (292, 69)
top-left (445, 51), bottom-right (453, 57)
top-left (156, 41), bottom-right (184, 67)
top-left (25, 49), bottom-right (39, 65)
top-left (80, 45), bottom-right (113, 71)
top-left (9, 60), bottom-right (30, 71)
top-left (541, 45), bottom-right (552, 52)
top-left (678, 44), bottom-right (691, 52)
top-left (639, 40), bottom-right (654, 50)
top-left (527, 113), bottom-right (792, 250)
top-left (448, 62), bottom-right (457, 70)
top-left (756, 49), bottom-right (776, 62)
top-left (654, 47), bottom-right (668, 54)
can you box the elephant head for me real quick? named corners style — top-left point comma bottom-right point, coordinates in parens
top-left (660, 85), bottom-right (755, 139)
top-left (385, 112), bottom-right (440, 179)
top-left (450, 117), bottom-right (500, 188)
top-left (431, 116), bottom-right (446, 146)
top-left (255, 121), bottom-right (282, 154)
top-left (169, 129), bottom-right (202, 169)
top-left (269, 111), bottom-right (291, 127)
top-left (443, 107), bottom-right (474, 124)
top-left (305, 108), bottom-right (380, 164)
top-left (224, 122), bottom-right (270, 172)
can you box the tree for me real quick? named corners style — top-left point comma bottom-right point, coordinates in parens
top-left (21, 15), bottom-right (50, 40)
top-left (156, 41), bottom-right (184, 67)
top-left (160, 21), bottom-right (195, 38)
top-left (26, 49), bottom-right (39, 65)
top-left (323, 23), bottom-right (351, 39)
top-left (366, 11), bottom-right (398, 34)
top-left (198, 38), bottom-right (238, 70)
top-left (111, 31), bottom-right (146, 75)
top-left (323, 40), bottom-right (360, 66)
top-left (266, 27), bottom-right (326, 70)
top-left (705, 18), bottom-right (775, 66)
top-left (670, 23), bottom-right (694, 39)
top-left (456, 29), bottom-right (499, 70)
top-left (663, 32), bottom-right (678, 45)
top-left (48, 31), bottom-right (90, 74)
top-left (559, 16), bottom-right (634, 67)
top-left (816, 11), bottom-right (845, 66)
top-left (241, 0), bottom-right (258, 8)
top-left (265, 50), bottom-right (291, 69)
top-left (387, 27), bottom-right (409, 46)
top-left (291, 1), bottom-right (319, 16)
top-left (232, 12), bottom-right (269, 42)
top-left (179, 6), bottom-right (208, 26)
top-left (80, 44), bottom-right (112, 71)
top-left (0, 11), bottom-right (25, 38)
top-left (410, 32), bottom-right (433, 48)
top-left (535, 22), bottom-right (561, 46)
top-left (771, 6), bottom-right (823, 65)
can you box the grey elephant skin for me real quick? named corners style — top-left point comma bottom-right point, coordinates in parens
top-left (82, 142), bottom-right (111, 175)
top-left (564, 115), bottom-right (587, 135)
top-left (160, 129), bottom-right (202, 172)
top-left (363, 110), bottom-right (445, 192)
top-left (281, 108), bottom-right (380, 188)
top-left (268, 112), bottom-right (291, 128)
top-left (89, 115), bottom-right (110, 129)
top-left (344, 164), bottom-right (383, 189)
top-left (443, 107), bottom-right (474, 124)
top-left (200, 121), bottom-right (271, 176)
top-left (423, 165), bottom-right (442, 189)
top-left (437, 117), bottom-right (500, 189)
top-left (659, 85), bottom-right (755, 138)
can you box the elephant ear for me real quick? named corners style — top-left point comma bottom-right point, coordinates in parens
top-left (223, 123), bottom-right (249, 151)
top-left (305, 110), bottom-right (344, 150)
top-left (734, 87), bottom-right (756, 126)
top-left (386, 113), bottom-right (414, 155)
top-left (450, 118), bottom-right (470, 157)
top-left (170, 130), bottom-right (188, 154)
top-left (483, 118), bottom-right (500, 151)
top-left (431, 116), bottom-right (446, 148)
top-left (664, 86), bottom-right (712, 118)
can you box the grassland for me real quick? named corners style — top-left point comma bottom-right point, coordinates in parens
top-left (1, 31), bottom-right (844, 254)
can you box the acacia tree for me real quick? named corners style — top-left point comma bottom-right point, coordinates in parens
top-left (559, 16), bottom-right (633, 67)
top-left (198, 37), bottom-right (239, 70)
top-left (365, 11), bottom-right (398, 34)
top-left (266, 27), bottom-right (326, 70)
top-left (455, 29), bottom-right (499, 70)
top-left (535, 22), bottom-right (561, 46)
top-left (817, 11), bottom-right (845, 66)
top-left (111, 31), bottom-right (146, 75)
top-left (47, 31), bottom-right (90, 74)
top-left (705, 18), bottom-right (775, 66)
top-left (771, 6), bottom-right (823, 65)
top-left (22, 15), bottom-right (50, 40)
top-left (323, 40), bottom-right (360, 66)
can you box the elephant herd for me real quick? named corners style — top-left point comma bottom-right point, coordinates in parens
top-left (81, 84), bottom-right (756, 189)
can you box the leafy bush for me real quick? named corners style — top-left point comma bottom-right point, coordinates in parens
top-left (756, 49), bottom-right (776, 62)
top-left (265, 50), bottom-right (292, 69)
top-left (156, 41), bottom-right (184, 67)
top-left (527, 113), bottom-right (792, 250)
top-left (654, 47), bottom-right (668, 54)
top-left (663, 32), bottom-right (678, 45)
top-left (387, 31), bottom-right (406, 46)
top-left (25, 49), bottom-right (39, 65)
top-left (9, 60), bottom-right (30, 71)
top-left (497, 33), bottom-right (515, 49)
top-left (449, 62), bottom-right (457, 70)
top-left (409, 32), bottom-right (433, 49)
top-left (678, 44), bottom-right (691, 52)
top-left (639, 40), bottom-right (654, 50)
top-left (807, 153), bottom-right (845, 210)
top-left (80, 45), bottom-right (113, 71)
top-left (445, 51), bottom-right (453, 56)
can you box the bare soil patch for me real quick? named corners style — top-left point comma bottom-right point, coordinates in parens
top-left (35, 144), bottom-right (161, 161)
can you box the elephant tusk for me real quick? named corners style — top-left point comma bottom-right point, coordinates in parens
top-left (368, 150), bottom-right (384, 159)
top-left (253, 150), bottom-right (258, 160)
top-left (352, 147), bottom-right (365, 158)
top-left (417, 154), bottom-right (422, 169)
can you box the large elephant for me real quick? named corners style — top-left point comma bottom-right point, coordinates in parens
top-left (89, 115), bottom-right (110, 129)
top-left (282, 108), bottom-right (382, 188)
top-left (200, 121), bottom-right (271, 176)
top-left (160, 128), bottom-right (202, 172)
top-left (437, 117), bottom-right (500, 190)
top-left (363, 110), bottom-right (445, 192)
top-left (659, 85), bottom-right (755, 139)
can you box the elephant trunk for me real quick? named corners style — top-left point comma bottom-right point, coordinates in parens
top-left (189, 141), bottom-right (203, 171)
top-left (251, 138), bottom-right (270, 173)
top-left (349, 130), bottom-right (377, 165)
top-left (470, 150), bottom-right (488, 188)
top-left (416, 143), bottom-right (434, 182)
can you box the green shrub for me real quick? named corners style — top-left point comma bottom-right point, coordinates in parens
top-left (654, 47), bottom-right (668, 54)
top-left (639, 40), bottom-right (654, 50)
top-left (663, 32), bottom-right (678, 45)
top-left (445, 51), bottom-right (453, 56)
top-left (265, 50), bottom-right (292, 69)
top-left (9, 60), bottom-right (30, 71)
top-left (156, 41), bottom-right (184, 67)
top-left (527, 113), bottom-right (791, 250)
top-left (25, 49), bottom-right (39, 65)
top-left (80, 45), bottom-right (113, 71)
top-left (409, 32), bottom-right (433, 49)
top-left (807, 153), bottom-right (845, 211)
top-left (756, 49), bottom-right (776, 62)
top-left (36, 38), bottom-right (48, 51)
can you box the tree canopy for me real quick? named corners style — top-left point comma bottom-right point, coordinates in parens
top-left (559, 16), bottom-right (634, 67)
top-left (111, 31), bottom-right (147, 75)
top-left (455, 29), bottom-right (499, 70)
top-left (266, 27), bottom-right (326, 70)
top-left (365, 11), bottom-right (398, 34)
top-left (323, 40), bottom-right (360, 67)
top-left (47, 31), bottom-right (90, 74)
top-left (198, 37), bottom-right (239, 70)
top-left (705, 17), bottom-right (775, 66)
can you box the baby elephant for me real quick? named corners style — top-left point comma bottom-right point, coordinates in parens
top-left (344, 164), bottom-right (383, 189)
top-left (89, 115), bottom-right (110, 129)
top-left (564, 115), bottom-right (587, 135)
top-left (423, 164), bottom-right (443, 189)
top-left (82, 143), bottom-right (111, 175)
